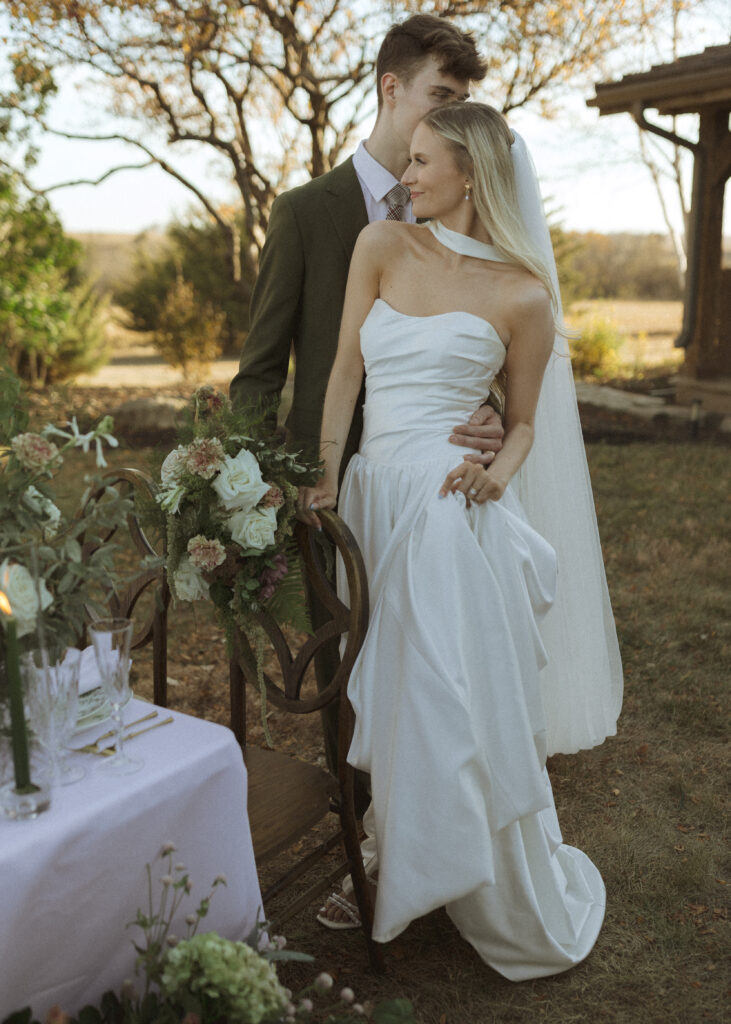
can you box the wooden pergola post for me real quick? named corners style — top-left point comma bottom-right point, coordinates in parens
top-left (587, 44), bottom-right (731, 413)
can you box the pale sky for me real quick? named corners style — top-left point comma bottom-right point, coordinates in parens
top-left (21, 12), bottom-right (731, 239)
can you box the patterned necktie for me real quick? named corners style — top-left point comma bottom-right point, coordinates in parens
top-left (385, 183), bottom-right (411, 221)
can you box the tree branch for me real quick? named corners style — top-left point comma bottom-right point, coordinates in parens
top-left (42, 161), bottom-right (155, 192)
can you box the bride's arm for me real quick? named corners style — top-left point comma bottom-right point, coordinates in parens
top-left (298, 226), bottom-right (383, 525)
top-left (440, 282), bottom-right (554, 504)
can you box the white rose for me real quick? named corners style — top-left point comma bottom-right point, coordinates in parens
top-left (0, 560), bottom-right (54, 638)
top-left (212, 449), bottom-right (270, 512)
top-left (23, 486), bottom-right (62, 539)
top-left (161, 445), bottom-right (189, 487)
top-left (228, 506), bottom-right (278, 551)
top-left (172, 557), bottom-right (209, 602)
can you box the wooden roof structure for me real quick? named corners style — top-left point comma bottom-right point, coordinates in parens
top-left (587, 43), bottom-right (731, 117)
top-left (587, 45), bottom-right (731, 408)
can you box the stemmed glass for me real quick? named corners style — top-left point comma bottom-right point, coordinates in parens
top-left (89, 617), bottom-right (141, 776)
top-left (24, 647), bottom-right (85, 787)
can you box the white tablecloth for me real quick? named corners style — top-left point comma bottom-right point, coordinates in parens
top-left (0, 699), bottom-right (263, 1018)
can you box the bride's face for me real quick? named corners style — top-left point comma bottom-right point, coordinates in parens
top-left (402, 123), bottom-right (468, 220)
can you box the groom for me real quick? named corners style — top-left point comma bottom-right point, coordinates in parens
top-left (230, 14), bottom-right (503, 794)
top-left (230, 14), bottom-right (503, 470)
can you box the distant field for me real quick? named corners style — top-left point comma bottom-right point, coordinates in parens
top-left (567, 299), bottom-right (682, 336)
top-left (566, 299), bottom-right (684, 371)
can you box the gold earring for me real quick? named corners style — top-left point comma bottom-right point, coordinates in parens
top-left (464, 184), bottom-right (472, 201)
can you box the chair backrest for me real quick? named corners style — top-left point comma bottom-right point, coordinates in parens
top-left (228, 508), bottom-right (369, 747)
top-left (79, 467), bottom-right (169, 706)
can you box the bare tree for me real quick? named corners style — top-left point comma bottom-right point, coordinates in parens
top-left (3, 0), bottom-right (665, 286)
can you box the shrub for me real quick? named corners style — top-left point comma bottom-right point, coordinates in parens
top-left (154, 277), bottom-right (226, 379)
top-left (0, 173), bottom-right (109, 386)
top-left (569, 316), bottom-right (625, 379)
top-left (117, 216), bottom-right (253, 356)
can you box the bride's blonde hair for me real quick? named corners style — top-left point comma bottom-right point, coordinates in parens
top-left (421, 102), bottom-right (559, 319)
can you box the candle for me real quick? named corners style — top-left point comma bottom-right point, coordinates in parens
top-left (0, 590), bottom-right (34, 793)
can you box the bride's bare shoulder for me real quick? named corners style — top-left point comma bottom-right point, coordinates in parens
top-left (356, 220), bottom-right (424, 255)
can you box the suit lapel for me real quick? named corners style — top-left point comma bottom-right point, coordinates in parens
top-left (323, 158), bottom-right (368, 260)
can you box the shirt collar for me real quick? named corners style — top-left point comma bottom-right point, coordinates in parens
top-left (352, 140), bottom-right (402, 203)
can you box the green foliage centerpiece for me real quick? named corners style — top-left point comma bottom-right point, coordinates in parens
top-left (0, 368), bottom-right (129, 811)
top-left (0, 371), bottom-right (129, 663)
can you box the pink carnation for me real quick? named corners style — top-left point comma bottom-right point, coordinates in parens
top-left (11, 433), bottom-right (60, 471)
top-left (258, 552), bottom-right (288, 601)
top-left (187, 535), bottom-right (226, 572)
top-left (183, 437), bottom-right (225, 480)
top-left (260, 485), bottom-right (285, 509)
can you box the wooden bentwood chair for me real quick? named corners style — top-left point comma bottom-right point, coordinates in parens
top-left (229, 509), bottom-right (383, 971)
top-left (81, 478), bottom-right (382, 971)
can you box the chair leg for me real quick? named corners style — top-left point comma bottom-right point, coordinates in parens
top-left (338, 749), bottom-right (386, 972)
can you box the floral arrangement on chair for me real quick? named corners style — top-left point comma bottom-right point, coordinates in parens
top-left (157, 387), bottom-right (319, 641)
top-left (0, 370), bottom-right (129, 663)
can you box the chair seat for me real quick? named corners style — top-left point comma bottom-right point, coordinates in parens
top-left (246, 746), bottom-right (339, 863)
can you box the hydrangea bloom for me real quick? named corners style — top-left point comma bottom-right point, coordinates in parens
top-left (160, 932), bottom-right (288, 1024)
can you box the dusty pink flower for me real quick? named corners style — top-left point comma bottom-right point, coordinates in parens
top-left (183, 437), bottom-right (225, 480)
top-left (181, 1015), bottom-right (201, 1024)
top-left (260, 485), bottom-right (285, 509)
top-left (45, 1008), bottom-right (71, 1024)
top-left (11, 433), bottom-right (60, 471)
top-left (187, 535), bottom-right (226, 572)
top-left (258, 553), bottom-right (288, 602)
top-left (194, 385), bottom-right (226, 414)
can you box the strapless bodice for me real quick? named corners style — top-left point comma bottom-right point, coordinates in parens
top-left (359, 298), bottom-right (506, 464)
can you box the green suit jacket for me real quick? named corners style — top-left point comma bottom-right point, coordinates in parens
top-left (230, 158), bottom-right (368, 474)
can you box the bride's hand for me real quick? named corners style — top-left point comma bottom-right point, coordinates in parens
top-left (439, 462), bottom-right (505, 506)
top-left (297, 483), bottom-right (338, 529)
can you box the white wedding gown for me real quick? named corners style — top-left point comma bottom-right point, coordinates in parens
top-left (337, 296), bottom-right (606, 981)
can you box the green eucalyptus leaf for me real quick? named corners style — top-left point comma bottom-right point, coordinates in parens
top-left (372, 1000), bottom-right (416, 1024)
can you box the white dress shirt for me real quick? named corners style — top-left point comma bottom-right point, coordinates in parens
top-left (352, 141), bottom-right (415, 224)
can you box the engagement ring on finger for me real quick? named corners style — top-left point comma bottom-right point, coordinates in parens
top-left (469, 488), bottom-right (478, 497)
top-left (309, 503), bottom-right (316, 510)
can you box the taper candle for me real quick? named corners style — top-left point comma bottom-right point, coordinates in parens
top-left (0, 591), bottom-right (33, 792)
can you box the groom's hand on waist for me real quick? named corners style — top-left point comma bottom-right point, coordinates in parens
top-left (449, 404), bottom-right (504, 465)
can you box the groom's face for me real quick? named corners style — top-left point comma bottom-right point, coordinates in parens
top-left (388, 55), bottom-right (470, 150)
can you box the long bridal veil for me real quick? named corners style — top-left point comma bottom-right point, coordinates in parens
top-left (511, 132), bottom-right (623, 754)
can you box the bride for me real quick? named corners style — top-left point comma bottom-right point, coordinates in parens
top-left (299, 102), bottom-right (622, 981)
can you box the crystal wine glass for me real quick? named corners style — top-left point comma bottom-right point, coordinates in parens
top-left (24, 647), bottom-right (85, 786)
top-left (89, 617), bottom-right (141, 776)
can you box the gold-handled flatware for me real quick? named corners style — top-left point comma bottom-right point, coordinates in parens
top-left (95, 716), bottom-right (174, 756)
top-left (71, 710), bottom-right (158, 755)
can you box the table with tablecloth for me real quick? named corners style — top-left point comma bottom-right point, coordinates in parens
top-left (0, 698), bottom-right (263, 1019)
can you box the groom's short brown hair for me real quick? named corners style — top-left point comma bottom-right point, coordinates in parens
top-left (376, 14), bottom-right (487, 107)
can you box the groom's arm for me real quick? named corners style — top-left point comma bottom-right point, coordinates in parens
top-left (450, 370), bottom-right (506, 464)
top-left (230, 193), bottom-right (304, 432)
